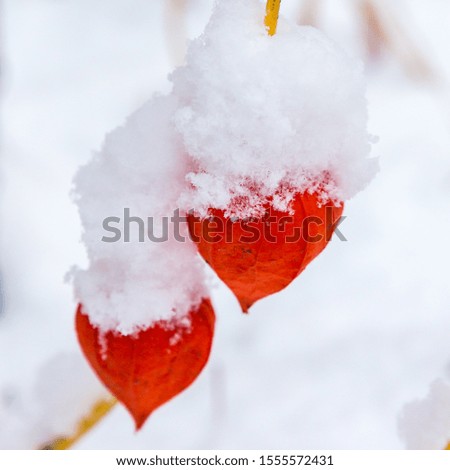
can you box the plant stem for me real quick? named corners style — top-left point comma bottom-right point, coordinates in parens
top-left (265, 0), bottom-right (281, 36)
top-left (164, 0), bottom-right (188, 66)
top-left (39, 397), bottom-right (117, 450)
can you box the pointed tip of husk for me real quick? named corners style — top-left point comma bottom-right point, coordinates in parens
top-left (132, 412), bottom-right (151, 431)
top-left (238, 297), bottom-right (253, 314)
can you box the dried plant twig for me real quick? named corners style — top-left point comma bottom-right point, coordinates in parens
top-left (39, 397), bottom-right (117, 450)
top-left (164, 0), bottom-right (188, 66)
top-left (358, 0), bottom-right (435, 81)
top-left (297, 0), bottom-right (321, 26)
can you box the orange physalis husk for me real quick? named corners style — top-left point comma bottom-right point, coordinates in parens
top-left (76, 298), bottom-right (215, 430)
top-left (188, 192), bottom-right (344, 312)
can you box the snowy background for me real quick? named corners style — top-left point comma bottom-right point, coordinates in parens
top-left (1, 0), bottom-right (450, 449)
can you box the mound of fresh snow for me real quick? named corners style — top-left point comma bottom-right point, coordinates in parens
top-left (72, 96), bottom-right (208, 334)
top-left (173, 0), bottom-right (378, 217)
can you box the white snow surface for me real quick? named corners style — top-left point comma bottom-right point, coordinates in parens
top-left (72, 94), bottom-right (208, 334)
top-left (399, 374), bottom-right (450, 450)
top-left (173, 0), bottom-right (377, 216)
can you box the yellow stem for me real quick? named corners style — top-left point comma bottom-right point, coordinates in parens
top-left (445, 442), bottom-right (450, 450)
top-left (39, 397), bottom-right (117, 450)
top-left (265, 0), bottom-right (281, 36)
